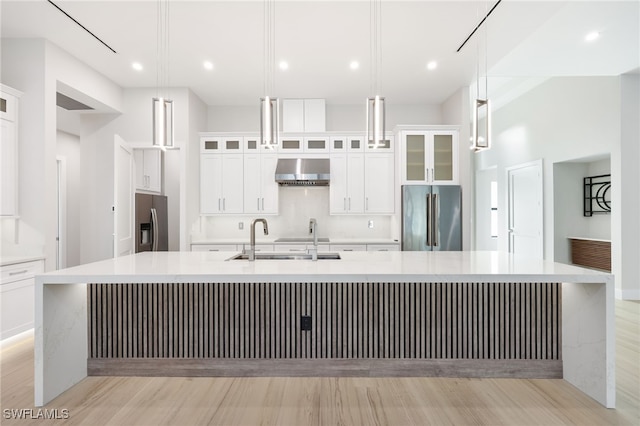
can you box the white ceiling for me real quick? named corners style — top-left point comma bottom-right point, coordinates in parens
top-left (1, 1), bottom-right (638, 107)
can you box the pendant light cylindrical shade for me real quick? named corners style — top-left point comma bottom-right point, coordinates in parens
top-left (153, 97), bottom-right (174, 148)
top-left (260, 96), bottom-right (279, 146)
top-left (366, 95), bottom-right (385, 148)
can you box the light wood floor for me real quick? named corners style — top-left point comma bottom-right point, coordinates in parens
top-left (1, 300), bottom-right (638, 426)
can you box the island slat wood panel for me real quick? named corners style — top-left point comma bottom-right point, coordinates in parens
top-left (569, 238), bottom-right (611, 271)
top-left (88, 282), bottom-right (561, 378)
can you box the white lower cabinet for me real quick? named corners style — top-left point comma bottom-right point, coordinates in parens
top-left (243, 154), bottom-right (278, 214)
top-left (367, 244), bottom-right (400, 251)
top-left (330, 244), bottom-right (367, 252)
top-left (200, 154), bottom-right (244, 214)
top-left (191, 244), bottom-right (240, 252)
top-left (1, 259), bottom-right (44, 340)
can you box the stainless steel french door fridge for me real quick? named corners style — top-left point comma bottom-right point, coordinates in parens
top-left (401, 185), bottom-right (462, 251)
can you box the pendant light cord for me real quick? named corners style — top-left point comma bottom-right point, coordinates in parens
top-left (370, 0), bottom-right (382, 96)
top-left (263, 0), bottom-right (275, 96)
top-left (156, 0), bottom-right (170, 100)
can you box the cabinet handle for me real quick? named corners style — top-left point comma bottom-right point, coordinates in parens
top-left (349, 198), bottom-right (351, 211)
top-left (431, 168), bottom-right (434, 182)
top-left (257, 198), bottom-right (260, 210)
top-left (208, 249), bottom-right (220, 252)
top-left (261, 198), bottom-right (264, 210)
top-left (344, 198), bottom-right (347, 211)
top-left (366, 197), bottom-right (369, 211)
top-left (218, 198), bottom-right (221, 211)
top-left (223, 198), bottom-right (226, 211)
top-left (9, 269), bottom-right (28, 276)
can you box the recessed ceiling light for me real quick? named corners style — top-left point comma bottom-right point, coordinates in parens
top-left (279, 61), bottom-right (289, 70)
top-left (350, 61), bottom-right (360, 70)
top-left (132, 62), bottom-right (143, 71)
top-left (203, 61), bottom-right (214, 71)
top-left (585, 31), bottom-right (600, 42)
top-left (426, 61), bottom-right (438, 71)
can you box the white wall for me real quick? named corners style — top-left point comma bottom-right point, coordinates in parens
top-left (207, 103), bottom-right (442, 132)
top-left (1, 38), bottom-right (124, 269)
top-left (615, 73), bottom-right (640, 299)
top-left (442, 86), bottom-right (472, 250)
top-left (475, 76), bottom-right (639, 297)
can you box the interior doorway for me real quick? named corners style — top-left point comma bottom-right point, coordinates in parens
top-left (507, 160), bottom-right (543, 259)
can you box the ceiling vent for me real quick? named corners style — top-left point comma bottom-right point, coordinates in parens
top-left (56, 92), bottom-right (94, 111)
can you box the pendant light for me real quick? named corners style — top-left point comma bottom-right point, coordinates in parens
top-left (152, 0), bottom-right (174, 149)
top-left (260, 0), bottom-right (279, 146)
top-left (471, 2), bottom-right (491, 152)
top-left (366, 0), bottom-right (385, 148)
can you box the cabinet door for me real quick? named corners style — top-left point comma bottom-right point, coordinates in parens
top-left (144, 149), bottom-right (162, 192)
top-left (329, 154), bottom-right (348, 214)
top-left (304, 136), bottom-right (329, 153)
top-left (430, 132), bottom-right (457, 184)
top-left (260, 155), bottom-right (279, 214)
top-left (200, 155), bottom-right (223, 213)
top-left (347, 154), bottom-right (365, 213)
top-left (1, 119), bottom-right (16, 216)
top-left (220, 155), bottom-right (244, 213)
top-left (404, 133), bottom-right (427, 183)
top-left (365, 153), bottom-right (394, 214)
top-left (243, 154), bottom-right (262, 214)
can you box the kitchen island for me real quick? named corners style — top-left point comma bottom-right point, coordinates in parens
top-left (35, 251), bottom-right (614, 408)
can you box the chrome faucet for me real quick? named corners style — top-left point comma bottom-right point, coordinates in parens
top-left (308, 218), bottom-right (318, 261)
top-left (249, 218), bottom-right (269, 261)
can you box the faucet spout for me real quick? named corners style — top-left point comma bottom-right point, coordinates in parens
top-left (308, 218), bottom-right (318, 261)
top-left (249, 218), bottom-right (269, 261)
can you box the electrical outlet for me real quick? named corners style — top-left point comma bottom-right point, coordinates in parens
top-left (301, 315), bottom-right (312, 331)
top-left (238, 222), bottom-right (244, 230)
top-left (368, 220), bottom-right (374, 229)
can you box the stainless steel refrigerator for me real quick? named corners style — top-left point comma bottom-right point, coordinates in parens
top-left (135, 193), bottom-right (168, 252)
top-left (401, 185), bottom-right (462, 251)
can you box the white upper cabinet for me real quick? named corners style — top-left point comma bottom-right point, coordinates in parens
top-left (200, 154), bottom-right (244, 214)
top-left (200, 134), bottom-right (244, 154)
top-left (1, 86), bottom-right (20, 217)
top-left (400, 129), bottom-right (458, 185)
top-left (330, 153), bottom-right (365, 214)
top-left (243, 154), bottom-right (278, 215)
top-left (282, 99), bottom-right (325, 133)
top-left (364, 153), bottom-right (395, 214)
top-left (134, 148), bottom-right (162, 193)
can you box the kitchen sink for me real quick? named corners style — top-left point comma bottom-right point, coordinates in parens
top-left (227, 252), bottom-right (341, 261)
top-left (274, 237), bottom-right (330, 243)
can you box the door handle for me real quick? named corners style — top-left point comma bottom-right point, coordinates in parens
top-left (426, 194), bottom-right (432, 247)
top-left (151, 208), bottom-right (159, 251)
top-left (432, 193), bottom-right (438, 247)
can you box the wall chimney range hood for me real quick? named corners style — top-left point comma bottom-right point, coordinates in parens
top-left (275, 158), bottom-right (330, 186)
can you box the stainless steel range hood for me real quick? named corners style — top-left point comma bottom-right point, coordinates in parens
top-left (275, 158), bottom-right (330, 186)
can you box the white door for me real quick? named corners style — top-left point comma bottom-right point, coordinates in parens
top-left (507, 160), bottom-right (543, 259)
top-left (113, 135), bottom-right (134, 257)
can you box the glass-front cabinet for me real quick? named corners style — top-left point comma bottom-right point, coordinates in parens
top-left (400, 128), bottom-right (458, 185)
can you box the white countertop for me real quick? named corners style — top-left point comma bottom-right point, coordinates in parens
top-left (37, 251), bottom-right (612, 285)
top-left (567, 237), bottom-right (612, 243)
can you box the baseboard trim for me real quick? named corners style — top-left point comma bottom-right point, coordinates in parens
top-left (88, 358), bottom-right (563, 379)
